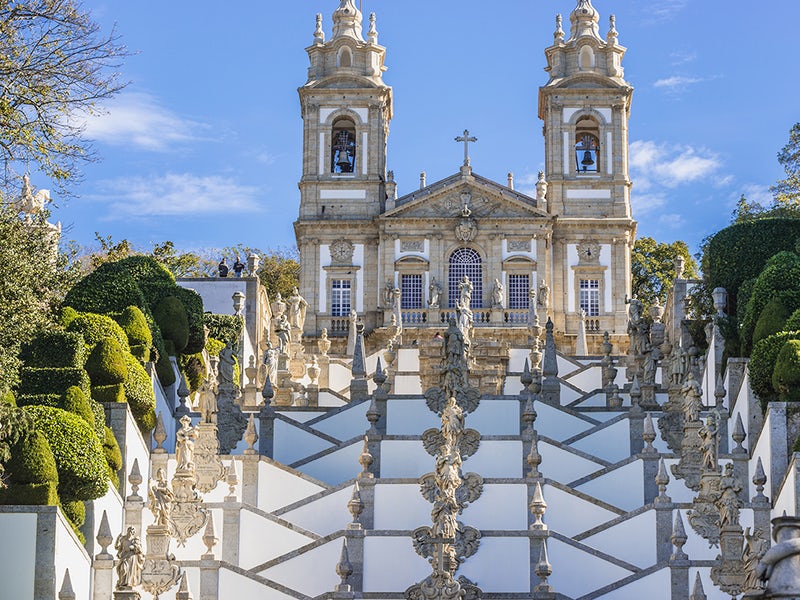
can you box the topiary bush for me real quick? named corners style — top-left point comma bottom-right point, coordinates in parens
top-left (153, 296), bottom-right (189, 355)
top-left (17, 367), bottom-right (91, 398)
top-left (61, 386), bottom-right (94, 427)
top-left (206, 337), bottom-right (225, 357)
top-left (84, 337), bottom-right (128, 386)
top-left (23, 405), bottom-right (108, 502)
top-left (60, 499), bottom-right (86, 543)
top-left (205, 313), bottom-right (243, 347)
top-left (102, 426), bottom-right (122, 487)
top-left (18, 331), bottom-right (85, 369)
top-left (785, 307), bottom-right (800, 332)
top-left (179, 353), bottom-right (205, 393)
top-left (0, 430), bottom-right (59, 506)
top-left (91, 384), bottom-right (125, 404)
top-left (66, 313), bottom-right (131, 352)
top-left (15, 394), bottom-right (62, 409)
top-left (123, 354), bottom-right (157, 433)
top-left (113, 305), bottom-right (153, 348)
top-left (145, 285), bottom-right (205, 355)
top-left (773, 339), bottom-right (800, 403)
top-left (752, 298), bottom-right (792, 348)
top-left (750, 331), bottom-right (800, 410)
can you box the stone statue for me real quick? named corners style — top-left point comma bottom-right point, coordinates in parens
top-left (287, 287), bottom-right (308, 330)
top-left (15, 173), bottom-right (51, 219)
top-left (699, 412), bottom-right (719, 471)
top-left (275, 314), bottom-right (291, 354)
top-left (642, 345), bottom-right (659, 385)
top-left (218, 345), bottom-right (236, 387)
top-left (115, 526), bottom-right (144, 590)
top-left (717, 463), bottom-right (742, 528)
top-left (197, 363), bottom-right (218, 424)
top-left (682, 372), bottom-right (703, 423)
top-left (428, 277), bottom-right (442, 308)
top-left (491, 278), bottom-right (505, 309)
top-left (458, 276), bottom-right (473, 308)
top-left (743, 527), bottom-right (769, 593)
top-left (383, 279), bottom-right (395, 308)
top-left (262, 341), bottom-right (278, 386)
top-left (757, 516), bottom-right (800, 596)
top-left (445, 318), bottom-right (465, 365)
top-left (538, 282), bottom-right (550, 308)
top-left (148, 468), bottom-right (174, 527)
top-left (175, 415), bottom-right (199, 472)
top-left (627, 298), bottom-right (650, 357)
top-left (457, 301), bottom-right (473, 344)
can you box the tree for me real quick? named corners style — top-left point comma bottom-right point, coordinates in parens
top-left (631, 236), bottom-right (698, 310)
top-left (150, 241), bottom-right (215, 278)
top-left (772, 123), bottom-right (800, 206)
top-left (0, 0), bottom-right (126, 190)
top-left (0, 207), bottom-right (78, 393)
top-left (255, 246), bottom-right (300, 299)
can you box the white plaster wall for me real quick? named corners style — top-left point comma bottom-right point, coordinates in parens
top-left (567, 244), bottom-right (578, 312)
top-left (464, 441), bottom-right (523, 478)
top-left (571, 418), bottom-right (632, 464)
top-left (575, 460), bottom-right (644, 511)
top-left (328, 362), bottom-right (353, 392)
top-left (504, 376), bottom-right (524, 395)
top-left (273, 419), bottom-right (334, 465)
top-left (123, 406), bottom-right (152, 498)
top-left (582, 510), bottom-right (657, 568)
top-left (557, 354), bottom-right (583, 376)
top-left (386, 399), bottom-right (440, 435)
top-left (543, 484), bottom-right (619, 537)
top-left (397, 349), bottom-right (420, 371)
top-left (238, 509), bottom-right (316, 570)
top-left (535, 401), bottom-right (594, 442)
top-left (381, 440), bottom-right (436, 478)
top-left (363, 536), bottom-right (431, 592)
top-left (468, 400), bottom-right (520, 435)
top-left (548, 536), bottom-right (631, 598)
top-left (539, 440), bottom-right (605, 483)
top-left (751, 410), bottom-right (773, 503)
top-left (601, 244), bottom-right (612, 311)
top-left (774, 459), bottom-right (797, 518)
top-left (459, 537), bottom-right (531, 592)
top-left (354, 244), bottom-right (365, 312)
top-left (462, 484), bottom-right (528, 530)
top-left (257, 460), bottom-right (325, 512)
top-left (296, 441), bottom-right (363, 485)
top-left (373, 484), bottom-right (435, 530)
top-left (307, 402), bottom-right (369, 441)
top-left (595, 567), bottom-right (671, 600)
top-left (662, 458), bottom-right (698, 504)
top-left (178, 279), bottom-right (246, 315)
top-left (219, 566), bottom-right (297, 600)
top-left (319, 245), bottom-right (330, 312)
top-left (393, 375), bottom-right (423, 394)
top-left (565, 366), bottom-right (603, 392)
top-left (54, 514), bottom-right (92, 600)
top-left (279, 411), bottom-right (326, 423)
top-left (85, 486), bottom-right (124, 559)
top-left (259, 537), bottom-right (341, 596)
top-left (0, 513), bottom-right (36, 600)
top-left (155, 567), bottom-right (200, 600)
top-left (153, 373), bottom-right (176, 451)
top-left (280, 485), bottom-right (354, 536)
top-left (157, 507), bottom-right (223, 562)
top-left (508, 348), bottom-right (530, 372)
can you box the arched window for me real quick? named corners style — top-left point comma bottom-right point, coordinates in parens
top-left (575, 116), bottom-right (600, 173)
top-left (448, 248), bottom-right (483, 308)
top-left (331, 118), bottom-right (356, 174)
top-left (338, 47), bottom-right (352, 68)
top-left (579, 45), bottom-right (595, 69)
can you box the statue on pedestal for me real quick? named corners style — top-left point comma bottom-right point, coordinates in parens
top-left (287, 287), bottom-right (308, 330)
top-left (491, 278), bottom-right (505, 309)
top-left (458, 276), bottom-right (473, 309)
top-left (175, 416), bottom-right (198, 472)
top-left (115, 527), bottom-right (144, 590)
top-left (275, 314), bottom-right (291, 355)
top-left (428, 277), bottom-right (442, 308)
top-left (148, 469), bottom-right (174, 528)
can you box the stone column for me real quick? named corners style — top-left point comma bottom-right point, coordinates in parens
top-left (654, 459), bottom-right (674, 564)
top-left (350, 324), bottom-right (369, 402)
top-left (628, 377), bottom-right (645, 456)
top-left (222, 496), bottom-right (240, 565)
top-left (257, 403), bottom-right (275, 459)
top-left (93, 511), bottom-right (115, 600)
top-left (199, 557), bottom-right (219, 600)
top-left (669, 511), bottom-right (690, 600)
top-left (240, 454), bottom-right (260, 507)
top-left (124, 458), bottom-right (144, 537)
top-left (641, 414), bottom-right (659, 504)
top-left (751, 457), bottom-right (772, 537)
top-left (541, 318), bottom-right (560, 405)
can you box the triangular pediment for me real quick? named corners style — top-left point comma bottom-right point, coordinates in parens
top-left (382, 171), bottom-right (551, 220)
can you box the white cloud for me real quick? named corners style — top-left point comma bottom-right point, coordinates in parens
top-left (94, 173), bottom-right (262, 218)
top-left (642, 0), bottom-right (688, 22)
top-left (255, 151), bottom-right (277, 165)
top-left (739, 183), bottom-right (774, 207)
top-left (630, 140), bottom-right (722, 189)
top-left (630, 193), bottom-right (666, 217)
top-left (654, 76), bottom-right (704, 90)
top-left (658, 213), bottom-right (685, 228)
top-left (670, 51), bottom-right (697, 66)
top-left (82, 92), bottom-right (207, 151)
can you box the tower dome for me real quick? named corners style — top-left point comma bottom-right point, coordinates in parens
top-left (332, 0), bottom-right (364, 42)
top-left (569, 0), bottom-right (602, 42)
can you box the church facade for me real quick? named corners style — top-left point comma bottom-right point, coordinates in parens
top-left (294, 0), bottom-right (637, 353)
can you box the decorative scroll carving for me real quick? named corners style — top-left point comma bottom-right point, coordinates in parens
top-left (412, 524), bottom-right (481, 568)
top-left (421, 428), bottom-right (481, 459)
top-left (507, 239), bottom-right (531, 252)
top-left (401, 240), bottom-right (425, 252)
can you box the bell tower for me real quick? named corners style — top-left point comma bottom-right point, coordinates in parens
top-left (538, 0), bottom-right (637, 349)
top-left (297, 0), bottom-right (393, 221)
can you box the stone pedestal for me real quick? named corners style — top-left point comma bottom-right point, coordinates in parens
top-left (240, 454), bottom-right (260, 505)
top-left (672, 419), bottom-right (703, 491)
top-left (200, 557), bottom-right (219, 600)
top-left (93, 558), bottom-right (114, 600)
top-left (305, 384), bottom-right (320, 407)
top-left (317, 355), bottom-right (330, 389)
top-left (113, 591), bottom-right (141, 600)
top-left (640, 383), bottom-right (658, 409)
top-left (240, 384), bottom-right (259, 408)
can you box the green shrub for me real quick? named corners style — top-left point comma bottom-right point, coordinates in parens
top-left (84, 337), bottom-right (128, 386)
top-left (153, 296), bottom-right (189, 355)
top-left (155, 347), bottom-right (176, 387)
top-left (750, 331), bottom-right (800, 409)
top-left (145, 285), bottom-right (205, 354)
top-left (62, 386), bottom-right (94, 426)
top-left (753, 299), bottom-right (792, 347)
top-left (64, 271), bottom-right (149, 318)
top-left (18, 331), bottom-right (85, 369)
top-left (0, 391), bottom-right (15, 407)
top-left (179, 353), bottom-right (205, 393)
top-left (4, 431), bottom-right (58, 486)
top-left (15, 394), bottom-right (61, 409)
top-left (773, 339), bottom-right (800, 403)
top-left (0, 482), bottom-right (58, 505)
top-left (123, 354), bottom-right (157, 433)
top-left (102, 426), bottom-right (122, 486)
top-left (737, 278), bottom-right (757, 325)
top-left (17, 367), bottom-right (91, 398)
top-left (91, 384), bottom-right (125, 404)
top-left (205, 313), bottom-right (243, 346)
top-left (785, 308), bottom-right (800, 332)
top-left (113, 306), bottom-right (153, 347)
top-left (129, 344), bottom-right (151, 363)
top-left (61, 499), bottom-right (85, 527)
top-left (66, 313), bottom-right (131, 352)
top-left (59, 306), bottom-right (79, 328)
top-left (205, 337), bottom-right (225, 357)
top-left (23, 405), bottom-right (108, 502)
top-left (89, 398), bottom-right (107, 440)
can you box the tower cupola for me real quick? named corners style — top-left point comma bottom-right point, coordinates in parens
top-left (332, 0), bottom-right (364, 42)
top-left (569, 0), bottom-right (602, 42)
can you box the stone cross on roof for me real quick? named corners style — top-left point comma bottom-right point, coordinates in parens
top-left (455, 129), bottom-right (477, 167)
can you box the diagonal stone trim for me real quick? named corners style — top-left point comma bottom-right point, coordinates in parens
top-left (203, 502), bottom-right (322, 541)
top-left (572, 503), bottom-right (660, 542)
top-left (548, 531), bottom-right (641, 574)
top-left (560, 413), bottom-right (630, 446)
top-left (274, 412), bottom-right (345, 445)
top-left (272, 477), bottom-right (367, 517)
top-left (249, 530), bottom-right (352, 574)
top-left (566, 454), bottom-right (641, 488)
top-left (544, 479), bottom-right (627, 516)
top-left (288, 435), bottom-right (366, 469)
top-left (539, 434), bottom-right (614, 469)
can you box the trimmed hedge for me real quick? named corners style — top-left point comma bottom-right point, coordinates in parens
top-left (130, 344), bottom-right (151, 363)
top-left (61, 499), bottom-right (85, 528)
top-left (123, 354), bottom-right (157, 433)
top-left (179, 353), bottom-right (205, 393)
top-left (66, 313), bottom-right (131, 352)
top-left (4, 431), bottom-right (58, 486)
top-left (752, 298), bottom-right (792, 348)
top-left (85, 337), bottom-right (128, 386)
top-left (205, 313), bottom-right (243, 347)
top-left (62, 386), bottom-right (94, 427)
top-left (145, 285), bottom-right (205, 355)
top-left (155, 347), bottom-right (175, 387)
top-left (92, 384), bottom-right (125, 404)
top-left (0, 482), bottom-right (58, 505)
top-left (153, 296), bottom-right (189, 355)
top-left (785, 308), bottom-right (800, 332)
top-left (102, 426), bottom-right (122, 486)
top-left (16, 394), bottom-right (62, 409)
top-left (18, 331), bottom-right (85, 369)
top-left (23, 406), bottom-right (108, 502)
top-left (750, 331), bottom-right (800, 409)
top-left (64, 271), bottom-right (149, 318)
top-left (206, 337), bottom-right (225, 357)
top-left (773, 339), bottom-right (800, 403)
top-left (113, 305), bottom-right (152, 348)
top-left (0, 391), bottom-right (15, 407)
top-left (17, 367), bottom-right (91, 398)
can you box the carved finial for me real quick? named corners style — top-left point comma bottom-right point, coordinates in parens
top-left (671, 511), bottom-right (688, 560)
top-left (58, 569), bottom-right (76, 600)
top-left (714, 372), bottom-right (726, 408)
top-left (366, 394), bottom-right (381, 436)
top-left (642, 413), bottom-right (657, 454)
top-left (554, 14), bottom-right (565, 42)
top-left (176, 372), bottom-right (191, 417)
top-left (521, 358), bottom-right (533, 392)
top-left (176, 571), bottom-right (194, 600)
top-left (367, 12), bottom-right (378, 44)
top-left (96, 510), bottom-right (114, 559)
top-left (656, 458), bottom-right (671, 503)
top-left (522, 395), bottom-right (538, 436)
top-left (127, 457), bottom-right (143, 501)
top-left (335, 538), bottom-right (354, 592)
top-left (352, 325), bottom-right (367, 378)
top-left (244, 414), bottom-right (258, 455)
top-left (630, 375), bottom-right (642, 412)
top-left (203, 513), bottom-right (218, 558)
top-left (690, 573), bottom-right (707, 600)
top-left (530, 481), bottom-right (548, 530)
top-left (262, 374), bottom-right (275, 407)
top-left (153, 412), bottom-right (167, 453)
top-left (606, 14), bottom-right (618, 45)
top-left (358, 436), bottom-right (374, 478)
top-left (753, 457), bottom-right (768, 503)
top-left (732, 413), bottom-right (747, 454)
top-left (348, 481), bottom-right (364, 528)
top-left (314, 13), bottom-right (325, 44)
top-left (534, 542), bottom-right (554, 592)
top-left (527, 433), bottom-right (542, 479)
top-left (226, 460), bottom-right (238, 498)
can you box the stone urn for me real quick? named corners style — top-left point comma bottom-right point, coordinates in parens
top-left (307, 356), bottom-right (320, 385)
top-left (762, 516), bottom-right (800, 598)
top-left (649, 302), bottom-right (664, 324)
top-left (383, 341), bottom-right (397, 370)
top-left (317, 329), bottom-right (331, 356)
top-left (245, 355), bottom-right (258, 387)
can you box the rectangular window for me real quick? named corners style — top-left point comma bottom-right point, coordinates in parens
top-left (401, 274), bottom-right (423, 309)
top-left (331, 279), bottom-right (351, 316)
top-left (579, 279), bottom-right (600, 317)
top-left (508, 275), bottom-right (530, 310)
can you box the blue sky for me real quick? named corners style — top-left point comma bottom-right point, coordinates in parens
top-left (40, 1), bottom-right (799, 257)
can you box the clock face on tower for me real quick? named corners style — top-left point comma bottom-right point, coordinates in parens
top-left (330, 240), bottom-right (355, 264)
top-left (577, 241), bottom-right (601, 264)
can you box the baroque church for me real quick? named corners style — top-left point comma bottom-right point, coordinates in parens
top-left (2, 2), bottom-right (799, 600)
